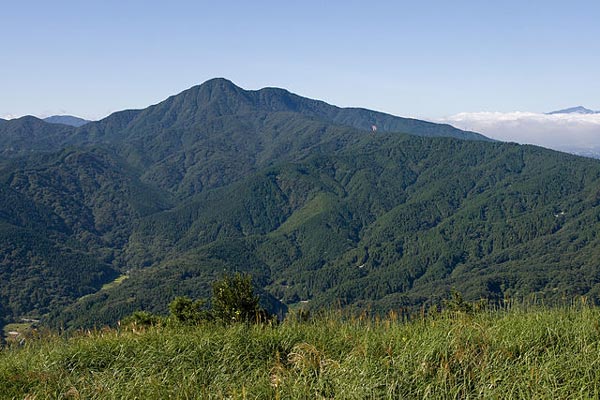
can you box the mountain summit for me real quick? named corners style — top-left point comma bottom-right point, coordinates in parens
top-left (547, 106), bottom-right (599, 115)
top-left (78, 78), bottom-right (489, 142)
top-left (66, 78), bottom-right (490, 196)
top-left (1, 79), bottom-right (489, 158)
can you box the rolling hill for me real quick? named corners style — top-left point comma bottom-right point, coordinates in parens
top-left (43, 115), bottom-right (91, 127)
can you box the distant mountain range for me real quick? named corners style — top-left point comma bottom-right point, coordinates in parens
top-left (2, 78), bottom-right (600, 330)
top-left (547, 106), bottom-right (599, 115)
top-left (43, 115), bottom-right (91, 127)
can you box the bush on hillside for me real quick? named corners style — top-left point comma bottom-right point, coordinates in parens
top-left (212, 273), bottom-right (271, 324)
top-left (168, 297), bottom-right (212, 324)
top-left (120, 311), bottom-right (162, 329)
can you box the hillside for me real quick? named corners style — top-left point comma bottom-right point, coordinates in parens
top-left (0, 182), bottom-right (119, 320)
top-left (53, 133), bottom-right (600, 327)
top-left (0, 147), bottom-right (172, 323)
top-left (3, 78), bottom-right (600, 329)
top-left (0, 116), bottom-right (75, 156)
top-left (69, 78), bottom-right (488, 197)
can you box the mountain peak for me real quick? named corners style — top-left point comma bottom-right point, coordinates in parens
top-left (198, 77), bottom-right (238, 89)
top-left (75, 78), bottom-right (489, 147)
top-left (188, 77), bottom-right (245, 99)
top-left (547, 106), bottom-right (598, 115)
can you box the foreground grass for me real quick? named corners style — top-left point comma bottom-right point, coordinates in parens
top-left (2, 306), bottom-right (600, 399)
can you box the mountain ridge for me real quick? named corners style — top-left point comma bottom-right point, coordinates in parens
top-left (1, 79), bottom-right (488, 159)
top-left (0, 116), bottom-right (75, 156)
top-left (62, 78), bottom-right (490, 197)
top-left (44, 115), bottom-right (91, 127)
top-left (74, 78), bottom-right (489, 143)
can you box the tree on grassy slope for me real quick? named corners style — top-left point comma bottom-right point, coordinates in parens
top-left (212, 272), bottom-right (270, 323)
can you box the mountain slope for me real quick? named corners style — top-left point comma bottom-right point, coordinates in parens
top-left (1, 147), bottom-right (173, 252)
top-left (52, 133), bottom-right (600, 327)
top-left (0, 148), bottom-right (173, 322)
top-left (0, 181), bottom-right (119, 320)
top-left (67, 79), bottom-right (488, 197)
top-left (75, 78), bottom-right (488, 143)
top-left (0, 116), bottom-right (75, 156)
top-left (1, 79), bottom-right (488, 198)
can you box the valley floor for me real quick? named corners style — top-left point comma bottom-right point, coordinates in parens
top-left (1, 305), bottom-right (600, 399)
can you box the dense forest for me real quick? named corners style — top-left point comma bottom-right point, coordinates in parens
top-left (1, 78), bottom-right (600, 329)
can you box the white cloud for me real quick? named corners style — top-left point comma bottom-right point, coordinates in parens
top-left (1, 114), bottom-right (18, 120)
top-left (438, 112), bottom-right (600, 154)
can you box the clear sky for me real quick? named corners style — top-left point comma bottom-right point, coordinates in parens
top-left (2, 0), bottom-right (600, 121)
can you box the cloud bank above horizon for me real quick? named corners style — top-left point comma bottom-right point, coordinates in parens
top-left (439, 112), bottom-right (600, 153)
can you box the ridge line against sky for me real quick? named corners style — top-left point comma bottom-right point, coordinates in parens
top-left (2, 1), bottom-right (600, 122)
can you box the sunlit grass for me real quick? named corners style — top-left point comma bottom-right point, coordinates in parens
top-left (2, 304), bottom-right (600, 398)
top-left (99, 274), bottom-right (129, 291)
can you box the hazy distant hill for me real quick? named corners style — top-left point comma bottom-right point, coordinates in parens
top-left (547, 106), bottom-right (599, 115)
top-left (44, 115), bottom-right (91, 127)
top-left (4, 78), bottom-right (600, 329)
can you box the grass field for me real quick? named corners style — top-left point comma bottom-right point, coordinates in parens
top-left (1, 303), bottom-right (600, 399)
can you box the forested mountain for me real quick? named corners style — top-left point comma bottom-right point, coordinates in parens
top-left (0, 116), bottom-right (74, 156)
top-left (53, 135), bottom-right (600, 327)
top-left (2, 78), bottom-right (600, 329)
top-left (67, 78), bottom-right (488, 197)
top-left (0, 147), bottom-right (172, 322)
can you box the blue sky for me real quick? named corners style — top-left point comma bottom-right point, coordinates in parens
top-left (2, 0), bottom-right (599, 120)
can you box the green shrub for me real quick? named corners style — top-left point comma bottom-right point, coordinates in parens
top-left (212, 273), bottom-right (270, 323)
top-left (120, 311), bottom-right (162, 328)
top-left (168, 296), bottom-right (212, 324)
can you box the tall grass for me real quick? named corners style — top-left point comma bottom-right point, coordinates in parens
top-left (2, 304), bottom-right (600, 399)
